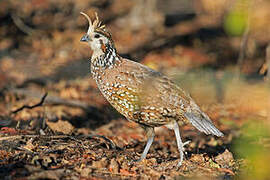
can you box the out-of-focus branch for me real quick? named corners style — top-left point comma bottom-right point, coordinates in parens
top-left (11, 13), bottom-right (35, 36)
top-left (236, 26), bottom-right (249, 78)
top-left (266, 43), bottom-right (270, 81)
top-left (9, 88), bottom-right (93, 112)
top-left (267, 43), bottom-right (270, 125)
top-left (11, 92), bottom-right (48, 114)
top-left (127, 16), bottom-right (221, 59)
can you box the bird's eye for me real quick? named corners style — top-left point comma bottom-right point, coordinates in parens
top-left (94, 34), bottom-right (100, 38)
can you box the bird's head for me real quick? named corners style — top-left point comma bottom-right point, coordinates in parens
top-left (80, 12), bottom-right (114, 55)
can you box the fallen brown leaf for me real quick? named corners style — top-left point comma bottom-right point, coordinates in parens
top-left (46, 120), bottom-right (74, 134)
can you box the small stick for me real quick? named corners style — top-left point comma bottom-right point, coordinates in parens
top-left (85, 134), bottom-right (117, 149)
top-left (9, 88), bottom-right (91, 111)
top-left (266, 43), bottom-right (270, 81)
top-left (0, 134), bottom-right (71, 141)
top-left (236, 26), bottom-right (249, 78)
top-left (11, 92), bottom-right (48, 114)
top-left (266, 43), bottom-right (270, 125)
top-left (0, 134), bottom-right (116, 149)
top-left (11, 13), bottom-right (35, 35)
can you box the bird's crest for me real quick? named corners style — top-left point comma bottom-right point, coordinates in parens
top-left (80, 12), bottom-right (112, 40)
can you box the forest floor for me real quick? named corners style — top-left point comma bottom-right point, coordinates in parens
top-left (1, 71), bottom-right (269, 179)
top-left (1, 0), bottom-right (270, 179)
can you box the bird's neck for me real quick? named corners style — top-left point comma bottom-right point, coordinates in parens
top-left (91, 43), bottom-right (121, 69)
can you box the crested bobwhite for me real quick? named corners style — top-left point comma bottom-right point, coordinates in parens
top-left (80, 12), bottom-right (223, 167)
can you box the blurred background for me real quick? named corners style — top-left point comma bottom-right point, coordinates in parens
top-left (0, 0), bottom-right (270, 179)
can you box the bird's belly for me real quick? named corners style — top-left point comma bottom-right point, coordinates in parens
top-left (94, 74), bottom-right (189, 127)
top-left (96, 79), bottom-right (139, 118)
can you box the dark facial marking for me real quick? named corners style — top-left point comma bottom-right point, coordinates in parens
top-left (94, 34), bottom-right (101, 38)
top-left (95, 29), bottom-right (112, 41)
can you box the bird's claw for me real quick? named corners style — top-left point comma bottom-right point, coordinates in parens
top-left (133, 158), bottom-right (142, 163)
top-left (182, 140), bottom-right (191, 151)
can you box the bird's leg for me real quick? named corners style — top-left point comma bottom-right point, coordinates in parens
top-left (135, 126), bottom-right (155, 162)
top-left (166, 121), bottom-right (189, 167)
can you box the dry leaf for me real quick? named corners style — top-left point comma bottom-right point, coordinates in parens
top-left (46, 120), bottom-right (74, 134)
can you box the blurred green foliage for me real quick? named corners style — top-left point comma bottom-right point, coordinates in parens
top-left (224, 0), bottom-right (249, 36)
top-left (233, 121), bottom-right (270, 179)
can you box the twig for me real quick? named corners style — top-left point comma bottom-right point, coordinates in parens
top-left (0, 134), bottom-right (117, 149)
top-left (0, 134), bottom-right (71, 141)
top-left (266, 43), bottom-right (270, 126)
top-left (123, 15), bottom-right (221, 58)
top-left (84, 134), bottom-right (117, 149)
top-left (11, 92), bottom-right (48, 114)
top-left (217, 168), bottom-right (235, 175)
top-left (236, 26), bottom-right (249, 78)
top-left (15, 146), bottom-right (38, 155)
top-left (11, 13), bottom-right (35, 36)
top-left (235, 0), bottom-right (251, 78)
top-left (9, 88), bottom-right (92, 111)
top-left (266, 43), bottom-right (270, 81)
top-left (0, 135), bottom-right (35, 141)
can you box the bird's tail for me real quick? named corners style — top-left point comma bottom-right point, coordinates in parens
top-left (184, 101), bottom-right (224, 137)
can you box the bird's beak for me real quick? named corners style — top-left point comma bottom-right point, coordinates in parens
top-left (80, 34), bottom-right (89, 42)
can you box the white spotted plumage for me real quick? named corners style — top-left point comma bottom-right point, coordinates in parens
top-left (80, 12), bottom-right (224, 167)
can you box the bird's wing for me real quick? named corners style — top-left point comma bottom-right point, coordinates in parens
top-left (103, 58), bottom-right (223, 136)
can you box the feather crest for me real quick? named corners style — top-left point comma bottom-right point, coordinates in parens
top-left (80, 12), bottom-right (106, 34)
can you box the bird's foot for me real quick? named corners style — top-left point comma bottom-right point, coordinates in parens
top-left (182, 140), bottom-right (191, 151)
top-left (133, 158), bottom-right (143, 163)
top-left (128, 157), bottom-right (145, 166)
top-left (177, 140), bottom-right (191, 167)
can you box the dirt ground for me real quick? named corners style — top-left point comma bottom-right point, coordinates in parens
top-left (1, 0), bottom-right (270, 179)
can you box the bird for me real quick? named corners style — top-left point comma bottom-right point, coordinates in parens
top-left (80, 12), bottom-right (224, 167)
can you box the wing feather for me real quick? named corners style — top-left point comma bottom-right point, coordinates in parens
top-left (103, 58), bottom-right (223, 136)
